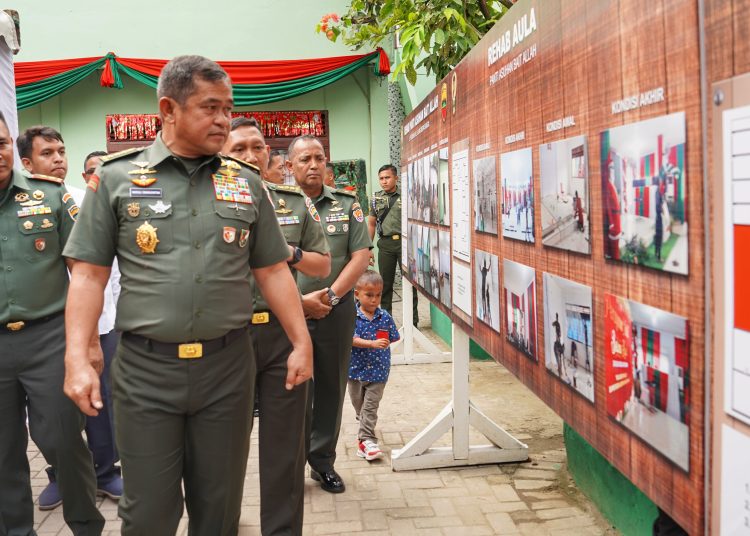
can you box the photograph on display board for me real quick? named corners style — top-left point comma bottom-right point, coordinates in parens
top-left (604, 294), bottom-right (690, 471)
top-left (503, 260), bottom-right (538, 360)
top-left (475, 250), bottom-right (500, 332)
top-left (600, 112), bottom-right (688, 275)
top-left (439, 230), bottom-right (452, 307)
top-left (473, 155), bottom-right (498, 235)
top-left (407, 223), bottom-right (417, 282)
top-left (543, 274), bottom-right (594, 402)
top-left (416, 224), bottom-right (425, 289)
top-left (438, 148), bottom-right (450, 226)
top-left (407, 160), bottom-right (416, 220)
top-left (420, 226), bottom-right (431, 291)
top-left (501, 147), bottom-right (535, 243)
top-left (540, 136), bottom-right (591, 254)
top-left (427, 152), bottom-right (440, 224)
top-left (429, 227), bottom-right (440, 299)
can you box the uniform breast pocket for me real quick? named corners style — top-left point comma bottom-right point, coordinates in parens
top-left (119, 199), bottom-right (175, 255)
top-left (18, 216), bottom-right (61, 262)
top-left (279, 220), bottom-right (302, 246)
top-left (214, 201), bottom-right (258, 253)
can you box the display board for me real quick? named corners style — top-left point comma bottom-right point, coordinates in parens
top-left (401, 1), bottom-right (705, 532)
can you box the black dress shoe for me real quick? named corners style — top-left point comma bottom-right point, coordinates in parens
top-left (310, 469), bottom-right (346, 493)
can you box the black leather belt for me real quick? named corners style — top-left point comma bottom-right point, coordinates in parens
top-left (122, 327), bottom-right (247, 359)
top-left (4, 311), bottom-right (63, 332)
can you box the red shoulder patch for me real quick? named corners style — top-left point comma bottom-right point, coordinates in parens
top-left (87, 174), bottom-right (100, 192)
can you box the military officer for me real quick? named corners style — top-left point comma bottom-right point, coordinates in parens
top-left (367, 164), bottom-right (418, 325)
top-left (0, 112), bottom-right (104, 535)
top-left (62, 56), bottom-right (312, 535)
top-left (287, 135), bottom-right (371, 494)
top-left (223, 116), bottom-right (330, 535)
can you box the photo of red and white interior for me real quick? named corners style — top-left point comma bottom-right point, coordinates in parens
top-left (503, 259), bottom-right (537, 360)
top-left (605, 294), bottom-right (689, 471)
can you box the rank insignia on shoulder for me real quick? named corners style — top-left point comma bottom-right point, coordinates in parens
top-left (335, 188), bottom-right (356, 197)
top-left (87, 174), bottom-right (100, 192)
top-left (269, 183), bottom-right (301, 193)
top-left (30, 174), bottom-right (63, 185)
top-left (100, 147), bottom-right (142, 164)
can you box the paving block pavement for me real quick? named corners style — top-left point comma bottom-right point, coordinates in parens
top-left (30, 328), bottom-right (618, 535)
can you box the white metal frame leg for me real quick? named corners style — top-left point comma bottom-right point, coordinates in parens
top-left (391, 323), bottom-right (529, 470)
top-left (391, 279), bottom-right (451, 365)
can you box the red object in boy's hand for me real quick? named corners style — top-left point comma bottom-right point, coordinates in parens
top-left (376, 329), bottom-right (389, 340)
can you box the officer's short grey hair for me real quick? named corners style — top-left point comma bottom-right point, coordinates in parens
top-left (287, 135), bottom-right (322, 159)
top-left (157, 55), bottom-right (229, 104)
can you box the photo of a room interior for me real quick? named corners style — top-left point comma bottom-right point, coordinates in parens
top-left (605, 293), bottom-right (690, 471)
top-left (439, 148), bottom-right (450, 226)
top-left (543, 273), bottom-right (594, 401)
top-left (600, 112), bottom-right (688, 275)
top-left (540, 136), bottom-right (590, 254)
top-left (439, 230), bottom-right (452, 307)
top-left (503, 259), bottom-right (538, 360)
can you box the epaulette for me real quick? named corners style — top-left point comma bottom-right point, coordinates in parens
top-left (267, 183), bottom-right (303, 195)
top-left (334, 188), bottom-right (357, 197)
top-left (220, 153), bottom-right (260, 174)
top-left (100, 147), bottom-right (144, 164)
top-left (30, 174), bottom-right (63, 185)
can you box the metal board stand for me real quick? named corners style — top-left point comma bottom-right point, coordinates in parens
top-left (391, 321), bottom-right (529, 471)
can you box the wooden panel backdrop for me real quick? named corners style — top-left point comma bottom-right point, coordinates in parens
top-left (401, 0), bottom-right (706, 532)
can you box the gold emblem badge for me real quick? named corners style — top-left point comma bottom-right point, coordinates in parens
top-left (131, 176), bottom-right (157, 187)
top-left (40, 218), bottom-right (54, 229)
top-left (329, 200), bottom-right (344, 212)
top-left (135, 221), bottom-right (159, 254)
top-left (275, 198), bottom-right (292, 214)
top-left (127, 202), bottom-right (141, 217)
top-left (32, 190), bottom-right (45, 201)
top-left (23, 220), bottom-right (34, 230)
top-left (14, 192), bottom-right (29, 203)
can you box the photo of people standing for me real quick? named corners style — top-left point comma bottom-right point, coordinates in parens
top-left (473, 155), bottom-right (498, 234)
top-left (475, 249), bottom-right (500, 332)
top-left (501, 147), bottom-right (535, 243)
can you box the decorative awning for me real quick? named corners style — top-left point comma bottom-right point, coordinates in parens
top-left (13, 49), bottom-right (391, 109)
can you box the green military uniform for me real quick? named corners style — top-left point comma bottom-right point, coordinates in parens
top-left (248, 182), bottom-right (328, 536)
top-left (298, 185), bottom-right (371, 475)
top-left (62, 135), bottom-right (289, 535)
top-left (0, 171), bottom-right (104, 535)
top-left (371, 188), bottom-right (417, 323)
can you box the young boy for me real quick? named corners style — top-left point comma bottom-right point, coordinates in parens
top-left (348, 270), bottom-right (400, 461)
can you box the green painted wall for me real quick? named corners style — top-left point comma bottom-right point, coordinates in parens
top-left (13, 1), bottom-right (389, 194)
top-left (564, 424), bottom-right (658, 535)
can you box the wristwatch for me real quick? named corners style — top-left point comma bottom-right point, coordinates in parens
top-left (288, 246), bottom-right (303, 266)
top-left (327, 288), bottom-right (340, 306)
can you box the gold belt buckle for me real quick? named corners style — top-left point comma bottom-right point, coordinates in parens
top-left (393, 234), bottom-right (400, 240)
top-left (178, 342), bottom-right (203, 359)
top-left (6, 321), bottom-right (25, 331)
top-left (252, 312), bottom-right (270, 324)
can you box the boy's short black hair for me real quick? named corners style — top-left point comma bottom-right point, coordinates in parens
top-left (357, 270), bottom-right (383, 288)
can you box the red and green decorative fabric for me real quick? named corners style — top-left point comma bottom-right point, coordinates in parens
top-left (14, 50), bottom-right (390, 109)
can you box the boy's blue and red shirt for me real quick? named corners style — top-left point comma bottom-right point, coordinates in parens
top-left (348, 305), bottom-right (400, 383)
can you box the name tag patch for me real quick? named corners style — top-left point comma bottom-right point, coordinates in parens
top-left (130, 188), bottom-right (163, 198)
